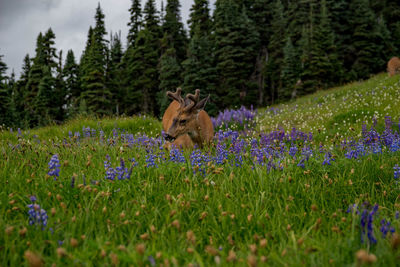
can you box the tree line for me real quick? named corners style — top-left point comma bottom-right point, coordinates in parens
top-left (0, 0), bottom-right (399, 129)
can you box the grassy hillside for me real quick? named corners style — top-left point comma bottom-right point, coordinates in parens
top-left (1, 74), bottom-right (400, 267)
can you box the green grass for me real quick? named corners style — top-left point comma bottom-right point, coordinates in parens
top-left (1, 73), bottom-right (400, 266)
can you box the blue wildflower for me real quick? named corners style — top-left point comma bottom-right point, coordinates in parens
top-left (394, 164), bottom-right (400, 180)
top-left (48, 154), bottom-right (61, 180)
top-left (27, 198), bottom-right (48, 229)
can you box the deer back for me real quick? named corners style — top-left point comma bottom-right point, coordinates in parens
top-left (388, 57), bottom-right (400, 77)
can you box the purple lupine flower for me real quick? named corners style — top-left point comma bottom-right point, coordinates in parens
top-left (104, 155), bottom-right (116, 180)
top-left (380, 219), bottom-right (395, 238)
top-left (27, 198), bottom-right (48, 229)
top-left (289, 145), bottom-right (298, 158)
top-left (145, 151), bottom-right (158, 168)
top-left (394, 165), bottom-right (400, 180)
top-left (322, 152), bottom-right (335, 166)
top-left (169, 146), bottom-right (186, 163)
top-left (48, 154), bottom-right (61, 180)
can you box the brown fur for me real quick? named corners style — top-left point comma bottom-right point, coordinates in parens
top-left (387, 57), bottom-right (400, 77)
top-left (162, 92), bottom-right (214, 149)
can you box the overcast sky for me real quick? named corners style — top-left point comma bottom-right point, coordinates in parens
top-left (0, 0), bottom-right (216, 77)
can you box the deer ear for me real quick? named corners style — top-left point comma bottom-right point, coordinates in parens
top-left (195, 95), bottom-right (209, 111)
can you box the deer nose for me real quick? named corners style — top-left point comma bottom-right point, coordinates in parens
top-left (165, 134), bottom-right (175, 142)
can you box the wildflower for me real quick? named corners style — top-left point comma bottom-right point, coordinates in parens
top-left (394, 164), bottom-right (400, 180)
top-left (380, 219), bottom-right (395, 238)
top-left (27, 199), bottom-right (48, 229)
top-left (322, 152), bottom-right (335, 165)
top-left (48, 154), bottom-right (61, 180)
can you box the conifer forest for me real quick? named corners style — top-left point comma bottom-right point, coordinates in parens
top-left (0, 0), bottom-right (400, 129)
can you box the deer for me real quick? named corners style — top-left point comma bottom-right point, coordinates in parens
top-left (387, 57), bottom-right (400, 77)
top-left (162, 88), bottom-right (214, 149)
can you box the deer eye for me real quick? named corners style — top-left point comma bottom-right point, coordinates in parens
top-left (179, 119), bottom-right (187, 125)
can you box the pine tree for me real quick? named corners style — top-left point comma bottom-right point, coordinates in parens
top-left (108, 32), bottom-right (124, 114)
top-left (213, 0), bottom-right (260, 108)
top-left (34, 28), bottom-right (59, 126)
top-left (157, 47), bottom-right (182, 115)
top-left (127, 0), bottom-right (142, 47)
top-left (25, 33), bottom-right (46, 127)
top-left (384, 0), bottom-right (400, 55)
top-left (0, 54), bottom-right (11, 127)
top-left (54, 50), bottom-right (66, 122)
top-left (163, 0), bottom-right (187, 63)
top-left (182, 0), bottom-right (216, 115)
top-left (281, 37), bottom-right (300, 99)
top-left (80, 4), bottom-right (112, 115)
top-left (304, 0), bottom-right (342, 90)
top-left (349, 0), bottom-right (382, 80)
top-left (187, 0), bottom-right (212, 38)
top-left (182, 30), bottom-right (218, 115)
top-left (327, 0), bottom-right (352, 79)
top-left (125, 0), bottom-right (161, 115)
top-left (265, 0), bottom-right (287, 103)
top-left (64, 50), bottom-right (80, 118)
top-left (13, 54), bottom-right (30, 127)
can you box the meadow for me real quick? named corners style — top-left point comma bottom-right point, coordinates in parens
top-left (1, 73), bottom-right (400, 266)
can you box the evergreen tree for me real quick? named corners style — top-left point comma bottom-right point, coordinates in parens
top-left (0, 54), bottom-right (11, 127)
top-left (304, 0), bottom-right (342, 90)
top-left (281, 37), bottom-right (300, 99)
top-left (25, 33), bottom-right (46, 127)
top-left (80, 4), bottom-right (112, 115)
top-left (125, 0), bottom-right (161, 115)
top-left (64, 50), bottom-right (80, 117)
top-left (327, 0), bottom-right (352, 79)
top-left (54, 50), bottom-right (66, 122)
top-left (187, 0), bottom-right (212, 38)
top-left (13, 54), bottom-right (30, 127)
top-left (157, 47), bottom-right (182, 115)
top-left (108, 32), bottom-right (124, 114)
top-left (182, 30), bottom-right (218, 115)
top-left (127, 0), bottom-right (142, 47)
top-left (163, 0), bottom-right (187, 63)
top-left (213, 0), bottom-right (260, 108)
top-left (349, 0), bottom-right (383, 80)
top-left (265, 0), bottom-right (287, 102)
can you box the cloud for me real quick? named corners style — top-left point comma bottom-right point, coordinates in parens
top-left (0, 0), bottom-right (215, 77)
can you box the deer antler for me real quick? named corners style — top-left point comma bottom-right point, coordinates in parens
top-left (166, 88), bottom-right (184, 105)
top-left (184, 89), bottom-right (200, 112)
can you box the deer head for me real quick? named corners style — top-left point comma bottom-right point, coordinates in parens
top-left (164, 88), bottom-right (209, 142)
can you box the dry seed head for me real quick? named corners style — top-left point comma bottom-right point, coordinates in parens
top-left (100, 249), bottom-right (106, 258)
top-left (311, 204), bottom-right (318, 211)
top-left (199, 212), bottom-right (208, 220)
top-left (171, 219), bottom-right (180, 229)
top-left (56, 247), bottom-right (68, 258)
top-left (24, 250), bottom-right (43, 267)
top-left (70, 238), bottom-right (78, 248)
top-left (186, 230), bottom-right (196, 244)
top-left (119, 211), bottom-right (125, 219)
top-left (187, 247), bottom-right (194, 253)
top-left (5, 226), bottom-right (14, 235)
top-left (140, 233), bottom-right (149, 240)
top-left (249, 244), bottom-right (257, 254)
top-left (259, 239), bottom-right (267, 248)
top-left (226, 250), bottom-right (237, 262)
top-left (19, 227), bottom-right (27, 237)
top-left (56, 194), bottom-right (62, 201)
top-left (109, 253), bottom-right (119, 265)
top-left (135, 243), bottom-right (146, 254)
top-left (71, 216), bottom-right (76, 222)
top-left (247, 254), bottom-right (257, 267)
top-left (150, 225), bottom-right (156, 233)
top-left (205, 245), bottom-right (218, 256)
top-left (118, 245), bottom-right (127, 251)
top-left (170, 210), bottom-right (177, 217)
top-left (391, 233), bottom-right (400, 250)
top-left (156, 251), bottom-right (162, 259)
top-left (247, 214), bottom-right (253, 222)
